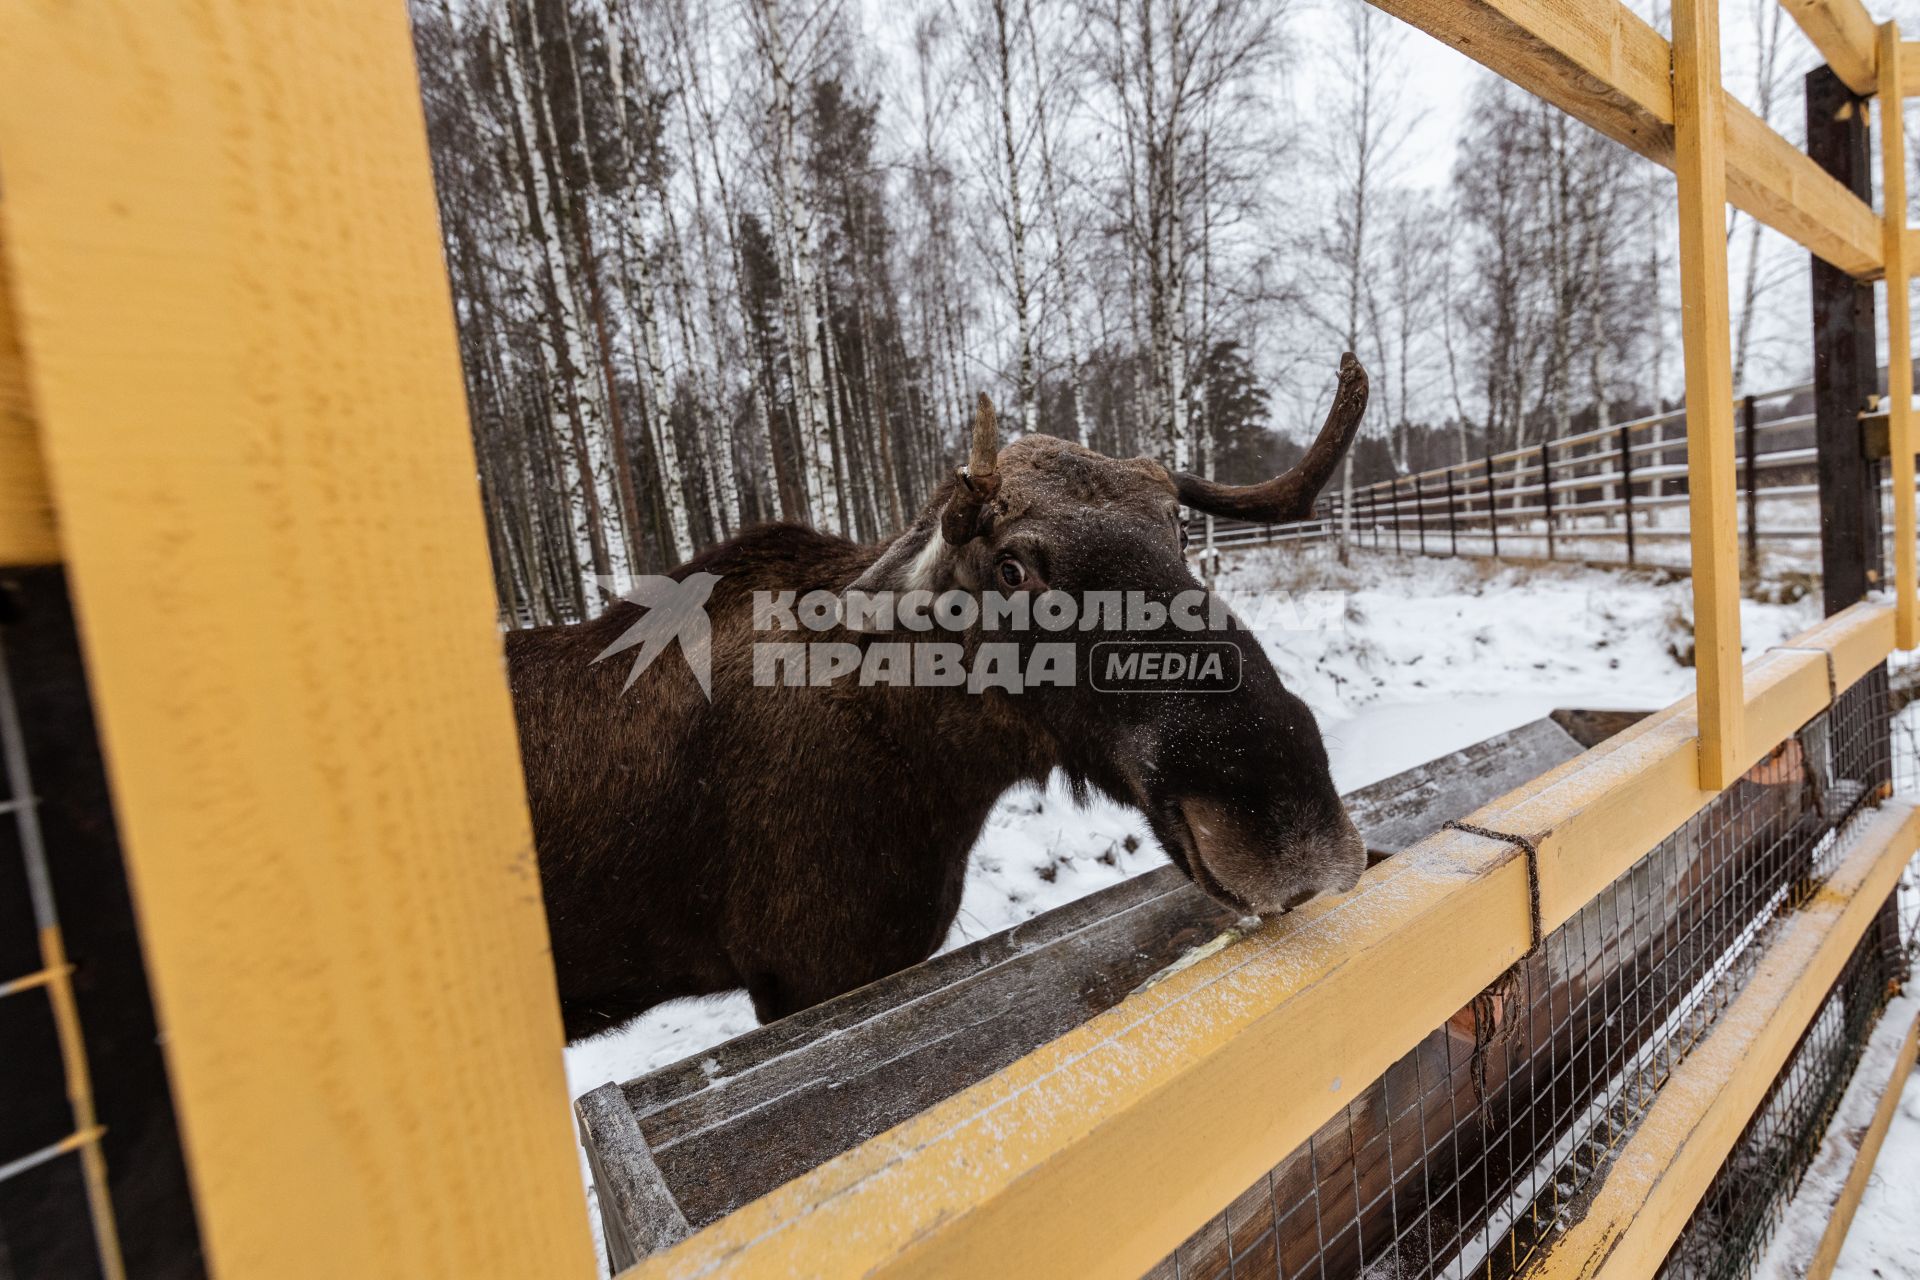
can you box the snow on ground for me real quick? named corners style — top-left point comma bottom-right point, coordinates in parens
top-left (1830, 1062), bottom-right (1920, 1280)
top-left (565, 546), bottom-right (1819, 1094)
top-left (1757, 997), bottom-right (1920, 1280)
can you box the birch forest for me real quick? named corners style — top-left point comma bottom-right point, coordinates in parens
top-left (408, 0), bottom-right (1834, 625)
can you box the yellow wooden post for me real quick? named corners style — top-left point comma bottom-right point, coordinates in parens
top-left (1881, 24), bottom-right (1917, 649)
top-left (1671, 0), bottom-right (1745, 787)
top-left (0, 5), bottom-right (595, 1277)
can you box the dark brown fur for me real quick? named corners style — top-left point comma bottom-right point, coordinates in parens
top-left (511, 523), bottom-right (1056, 1037)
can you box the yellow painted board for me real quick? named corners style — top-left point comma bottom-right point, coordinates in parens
top-left (0, 239), bottom-right (58, 567)
top-left (1881, 26), bottom-right (1917, 649)
top-left (1904, 41), bottom-right (1920, 95)
top-left (1807, 1006), bottom-right (1920, 1279)
top-left (1454, 618), bottom-right (1847, 934)
top-left (630, 825), bottom-right (1539, 1280)
top-left (1794, 598), bottom-right (1899, 692)
top-left (626, 602), bottom-right (1894, 1280)
top-left (1672, 0), bottom-right (1745, 788)
top-left (1529, 800), bottom-right (1920, 1280)
top-left (0, 5), bottom-right (595, 1278)
top-left (1782, 0), bottom-right (1881, 96)
top-left (1372, 0), bottom-right (1883, 277)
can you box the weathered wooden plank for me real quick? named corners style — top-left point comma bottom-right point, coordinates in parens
top-left (1371, 0), bottom-right (1883, 278)
top-left (644, 872), bottom-right (1237, 1224)
top-left (1808, 66), bottom-right (1884, 618)
top-left (0, 5), bottom-right (593, 1276)
top-left (577, 1083), bottom-right (689, 1270)
top-left (1344, 716), bottom-right (1587, 855)
top-left (1530, 801), bottom-right (1920, 1279)
top-left (621, 862), bottom-right (1204, 1117)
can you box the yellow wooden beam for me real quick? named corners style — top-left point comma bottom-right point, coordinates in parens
top-left (1781, 0), bottom-right (1881, 96)
top-left (1881, 25), bottom-right (1917, 649)
top-left (0, 5), bottom-right (594, 1278)
top-left (625, 602), bottom-right (1894, 1280)
top-left (0, 236), bottom-right (59, 567)
top-left (631, 825), bottom-right (1539, 1280)
top-left (1807, 1006), bottom-right (1920, 1279)
top-left (1460, 600), bottom-right (1885, 930)
top-left (1673, 0), bottom-right (1745, 788)
top-left (1370, 0), bottom-right (1883, 277)
top-left (1528, 800), bottom-right (1920, 1279)
top-left (1903, 40), bottom-right (1920, 95)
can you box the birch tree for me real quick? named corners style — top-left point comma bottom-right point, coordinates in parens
top-left (754, 0), bottom-right (843, 533)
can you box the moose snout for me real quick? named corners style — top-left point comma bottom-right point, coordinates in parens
top-left (1178, 796), bottom-right (1366, 917)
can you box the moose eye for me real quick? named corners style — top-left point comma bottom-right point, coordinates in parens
top-left (998, 557), bottom-right (1027, 588)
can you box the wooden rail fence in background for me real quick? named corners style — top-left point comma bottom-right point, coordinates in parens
top-left (1206, 378), bottom-right (1914, 575)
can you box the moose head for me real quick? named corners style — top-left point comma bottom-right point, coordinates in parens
top-left (848, 353), bottom-right (1371, 917)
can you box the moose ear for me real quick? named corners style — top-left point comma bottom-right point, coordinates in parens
top-left (849, 513), bottom-right (958, 598)
top-left (848, 391), bottom-right (999, 607)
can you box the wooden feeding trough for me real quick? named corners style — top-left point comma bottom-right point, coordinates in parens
top-left (577, 713), bottom-right (1612, 1268)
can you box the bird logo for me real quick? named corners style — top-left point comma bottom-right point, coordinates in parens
top-left (590, 573), bottom-right (721, 700)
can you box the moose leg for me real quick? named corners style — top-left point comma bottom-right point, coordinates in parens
top-left (743, 972), bottom-right (798, 1025)
top-left (739, 927), bottom-right (943, 1024)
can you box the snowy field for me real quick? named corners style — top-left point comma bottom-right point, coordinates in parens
top-left (562, 545), bottom-right (1821, 1090)
top-left (561, 546), bottom-right (1920, 1278)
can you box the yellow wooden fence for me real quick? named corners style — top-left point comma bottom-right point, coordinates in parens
top-left (0, 1), bottom-right (1914, 1278)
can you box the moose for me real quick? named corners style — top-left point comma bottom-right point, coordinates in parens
top-left (509, 354), bottom-right (1371, 1041)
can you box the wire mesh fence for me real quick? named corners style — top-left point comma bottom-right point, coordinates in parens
top-left (1659, 908), bottom-right (1905, 1280)
top-left (1146, 662), bottom-right (1911, 1280)
top-left (0, 626), bottom-right (122, 1280)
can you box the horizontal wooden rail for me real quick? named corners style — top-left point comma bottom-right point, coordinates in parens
top-left (1774, 2), bottom-right (1920, 99)
top-left (1783, 0), bottom-right (1881, 96)
top-left (1528, 799), bottom-right (1920, 1279)
top-left (1372, 0), bottom-right (1883, 277)
top-left (625, 601), bottom-right (1896, 1280)
top-left (1225, 388), bottom-right (1887, 569)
